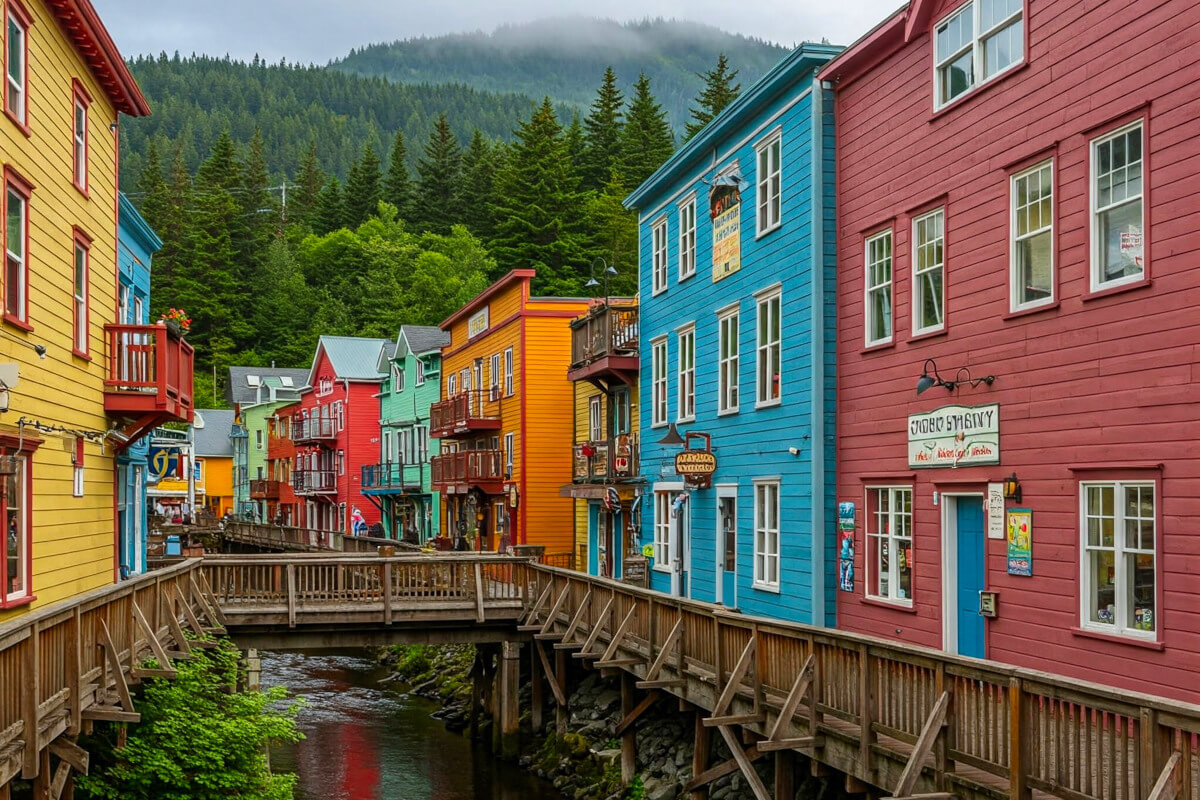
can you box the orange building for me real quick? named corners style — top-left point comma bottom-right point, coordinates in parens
top-left (430, 270), bottom-right (588, 558)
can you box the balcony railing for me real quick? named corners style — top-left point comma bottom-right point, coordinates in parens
top-left (361, 461), bottom-right (425, 491)
top-left (103, 324), bottom-right (195, 424)
top-left (292, 470), bottom-right (337, 494)
top-left (569, 304), bottom-right (638, 370)
top-left (430, 450), bottom-right (504, 490)
top-left (572, 433), bottom-right (640, 482)
top-left (429, 390), bottom-right (502, 439)
top-left (294, 418), bottom-right (337, 443)
top-left (249, 479), bottom-right (282, 500)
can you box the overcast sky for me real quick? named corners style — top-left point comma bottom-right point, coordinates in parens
top-left (92, 0), bottom-right (902, 64)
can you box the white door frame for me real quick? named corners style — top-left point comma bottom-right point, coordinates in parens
top-left (940, 492), bottom-right (983, 656)
top-left (715, 483), bottom-right (737, 606)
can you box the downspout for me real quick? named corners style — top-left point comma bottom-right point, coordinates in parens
top-left (342, 377), bottom-right (350, 536)
top-left (809, 75), bottom-right (829, 627)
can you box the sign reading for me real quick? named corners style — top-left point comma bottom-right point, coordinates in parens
top-left (149, 447), bottom-right (180, 479)
top-left (468, 307), bottom-right (490, 339)
top-left (907, 403), bottom-right (1000, 468)
top-left (710, 184), bottom-right (741, 282)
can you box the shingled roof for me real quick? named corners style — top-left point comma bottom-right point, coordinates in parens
top-left (398, 325), bottom-right (450, 358)
top-left (226, 366), bottom-right (310, 406)
top-left (191, 409), bottom-right (236, 457)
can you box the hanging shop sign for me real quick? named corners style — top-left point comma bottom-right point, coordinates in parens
top-left (710, 184), bottom-right (741, 282)
top-left (1006, 508), bottom-right (1032, 576)
top-left (907, 403), bottom-right (1000, 468)
top-left (675, 432), bottom-right (717, 487)
top-left (149, 447), bottom-right (181, 479)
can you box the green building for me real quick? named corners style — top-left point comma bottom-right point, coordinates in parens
top-left (365, 326), bottom-right (449, 541)
top-left (227, 367), bottom-right (309, 520)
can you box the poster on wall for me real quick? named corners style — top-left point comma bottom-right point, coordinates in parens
top-left (986, 483), bottom-right (1005, 539)
top-left (907, 403), bottom-right (1001, 468)
top-left (1006, 508), bottom-right (1032, 576)
top-left (710, 184), bottom-right (741, 282)
top-left (837, 501), bottom-right (855, 592)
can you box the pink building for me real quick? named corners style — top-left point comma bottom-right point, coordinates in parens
top-left (822, 0), bottom-right (1200, 701)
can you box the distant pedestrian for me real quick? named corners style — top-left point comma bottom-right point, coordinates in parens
top-left (351, 506), bottom-right (367, 536)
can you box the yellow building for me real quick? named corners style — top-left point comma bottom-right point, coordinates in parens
top-left (559, 300), bottom-right (642, 578)
top-left (430, 270), bottom-right (589, 559)
top-left (0, 0), bottom-right (192, 621)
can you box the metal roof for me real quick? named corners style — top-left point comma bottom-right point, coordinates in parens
top-left (191, 409), bottom-right (236, 457)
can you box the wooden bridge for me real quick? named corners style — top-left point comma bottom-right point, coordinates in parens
top-left (2, 554), bottom-right (1198, 800)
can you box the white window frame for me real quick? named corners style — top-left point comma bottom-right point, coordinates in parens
top-left (651, 217), bottom-right (669, 295)
top-left (752, 479), bottom-right (780, 591)
top-left (490, 353), bottom-right (501, 396)
top-left (677, 194), bottom-right (696, 281)
top-left (650, 336), bottom-right (668, 427)
top-left (864, 230), bottom-right (893, 346)
top-left (866, 486), bottom-right (914, 607)
top-left (588, 395), bottom-right (603, 441)
top-left (334, 401), bottom-right (344, 432)
top-left (73, 238), bottom-right (88, 354)
top-left (676, 323), bottom-right (695, 422)
top-left (754, 285), bottom-right (782, 407)
top-left (1080, 480), bottom-right (1157, 640)
top-left (933, 0), bottom-right (1024, 110)
top-left (394, 363), bottom-right (404, 392)
top-left (1089, 121), bottom-right (1146, 292)
top-left (5, 7), bottom-right (27, 125)
top-left (653, 489), bottom-right (673, 572)
top-left (504, 432), bottom-right (514, 473)
top-left (1010, 160), bottom-right (1055, 311)
top-left (754, 128), bottom-right (782, 236)
top-left (912, 208), bottom-right (945, 336)
top-left (255, 430), bottom-right (263, 450)
top-left (448, 373), bottom-right (457, 397)
top-left (503, 347), bottom-right (514, 396)
top-left (717, 304), bottom-right (739, 416)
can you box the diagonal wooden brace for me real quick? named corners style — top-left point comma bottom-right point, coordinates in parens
top-left (535, 641), bottom-right (567, 707)
top-left (1147, 750), bottom-right (1183, 800)
top-left (573, 598), bottom-right (614, 659)
top-left (717, 725), bottom-right (772, 800)
top-left (538, 586), bottom-right (571, 636)
top-left (519, 582), bottom-right (554, 627)
top-left (597, 606), bottom-right (638, 664)
top-left (641, 616), bottom-right (682, 683)
top-left (131, 600), bottom-right (177, 678)
top-left (97, 620), bottom-right (134, 713)
top-left (763, 653), bottom-right (814, 745)
top-left (705, 634), bottom-right (756, 724)
top-left (885, 691), bottom-right (951, 800)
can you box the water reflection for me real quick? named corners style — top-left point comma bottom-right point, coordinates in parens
top-left (263, 650), bottom-right (564, 800)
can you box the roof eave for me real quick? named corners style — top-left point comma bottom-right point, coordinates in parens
top-left (439, 269), bottom-right (535, 330)
top-left (817, 7), bottom-right (908, 88)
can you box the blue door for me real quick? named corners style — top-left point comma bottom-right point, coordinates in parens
top-left (717, 494), bottom-right (737, 606)
top-left (955, 498), bottom-right (986, 658)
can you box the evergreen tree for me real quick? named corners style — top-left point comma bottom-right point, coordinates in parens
top-left (584, 170), bottom-right (639, 296)
top-left (236, 129), bottom-right (274, 275)
top-left (685, 53), bottom-right (741, 140)
top-left (382, 129), bottom-right (416, 222)
top-left (619, 73), bottom-right (674, 190)
top-left (148, 146), bottom-right (192, 314)
top-left (491, 98), bottom-right (588, 295)
top-left (290, 140), bottom-right (325, 229)
top-left (344, 141), bottom-right (382, 226)
top-left (459, 130), bottom-right (497, 243)
top-left (134, 140), bottom-right (168, 232)
top-left (564, 112), bottom-right (586, 183)
top-left (414, 114), bottom-right (463, 235)
top-left (581, 67), bottom-right (624, 192)
top-left (314, 177), bottom-right (348, 235)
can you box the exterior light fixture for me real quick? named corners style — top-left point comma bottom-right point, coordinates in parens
top-left (585, 257), bottom-right (619, 298)
top-left (0, 381), bottom-right (9, 413)
top-left (916, 358), bottom-right (995, 395)
top-left (657, 422), bottom-right (685, 447)
top-left (1003, 472), bottom-right (1022, 503)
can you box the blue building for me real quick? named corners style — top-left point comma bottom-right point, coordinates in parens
top-left (116, 192), bottom-right (162, 577)
top-left (625, 43), bottom-right (839, 625)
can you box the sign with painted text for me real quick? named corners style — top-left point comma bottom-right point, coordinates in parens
top-left (675, 449), bottom-right (717, 478)
top-left (710, 185), bottom-right (741, 282)
top-left (907, 403), bottom-right (1000, 468)
top-left (468, 306), bottom-right (490, 339)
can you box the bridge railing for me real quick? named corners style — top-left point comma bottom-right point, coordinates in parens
top-left (521, 563), bottom-right (1200, 800)
top-left (223, 521), bottom-right (341, 552)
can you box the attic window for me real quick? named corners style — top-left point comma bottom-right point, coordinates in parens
top-left (280, 377), bottom-right (294, 387)
top-left (934, 0), bottom-right (1023, 109)
top-left (246, 375), bottom-right (261, 387)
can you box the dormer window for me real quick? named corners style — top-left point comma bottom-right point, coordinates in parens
top-left (934, 0), bottom-right (1023, 109)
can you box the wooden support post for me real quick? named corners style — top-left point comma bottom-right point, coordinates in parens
top-left (885, 691), bottom-right (950, 800)
top-left (66, 608), bottom-right (81, 736)
top-left (690, 712), bottom-right (712, 800)
top-left (555, 649), bottom-right (569, 735)
top-left (858, 644), bottom-right (875, 780)
top-left (530, 641), bottom-right (544, 732)
top-left (383, 561), bottom-right (393, 625)
top-left (499, 641), bottom-right (521, 760)
top-left (1141, 708), bottom-right (1172, 800)
top-left (474, 563), bottom-right (486, 623)
top-left (620, 672), bottom-right (637, 785)
top-left (1008, 676), bottom-right (1030, 800)
top-left (21, 622), bottom-right (40, 779)
top-left (31, 748), bottom-right (50, 800)
top-left (286, 564), bottom-right (297, 628)
top-left (704, 634), bottom-right (758, 727)
top-left (775, 750), bottom-right (794, 800)
top-left (469, 650), bottom-right (484, 741)
top-left (718, 726), bottom-right (772, 800)
top-left (536, 641), bottom-right (567, 707)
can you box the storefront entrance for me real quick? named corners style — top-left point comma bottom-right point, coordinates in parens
top-left (943, 494), bottom-right (986, 659)
top-left (715, 486), bottom-right (737, 607)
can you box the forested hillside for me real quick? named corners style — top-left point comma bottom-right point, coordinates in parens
top-left (335, 18), bottom-right (788, 131)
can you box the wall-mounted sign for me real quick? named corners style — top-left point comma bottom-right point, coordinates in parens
top-left (675, 450), bottom-right (717, 478)
top-left (1006, 508), bottom-right (1032, 576)
top-left (149, 447), bottom-right (181, 479)
top-left (468, 307), bottom-right (490, 339)
top-left (907, 403), bottom-right (1000, 468)
top-left (986, 483), bottom-right (1005, 539)
top-left (710, 184), bottom-right (741, 282)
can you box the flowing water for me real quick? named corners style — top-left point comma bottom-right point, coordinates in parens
top-left (262, 650), bottom-right (566, 800)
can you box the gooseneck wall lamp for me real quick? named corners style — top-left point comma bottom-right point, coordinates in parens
top-left (656, 422), bottom-right (686, 447)
top-left (916, 358), bottom-right (996, 396)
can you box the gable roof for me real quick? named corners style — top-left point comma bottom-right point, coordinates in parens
top-left (374, 340), bottom-right (398, 373)
top-left (397, 325), bottom-right (450, 358)
top-left (226, 366), bottom-right (310, 405)
top-left (307, 336), bottom-right (391, 386)
top-left (816, 3), bottom-right (915, 88)
top-left (191, 408), bottom-right (236, 457)
top-left (43, 0), bottom-right (150, 116)
top-left (439, 270), bottom-right (535, 330)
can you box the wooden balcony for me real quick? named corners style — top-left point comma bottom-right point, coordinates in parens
top-left (293, 418), bottom-right (337, 444)
top-left (430, 450), bottom-right (504, 493)
top-left (249, 479), bottom-right (282, 500)
top-left (361, 461), bottom-right (424, 493)
top-left (572, 433), bottom-right (640, 483)
top-left (292, 470), bottom-right (337, 495)
top-left (429, 390), bottom-right (502, 439)
top-left (104, 324), bottom-right (195, 446)
top-left (567, 302), bottom-right (638, 387)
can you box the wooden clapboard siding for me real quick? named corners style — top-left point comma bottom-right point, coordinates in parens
top-left (570, 382), bottom-right (604, 564)
top-left (628, 45), bottom-right (839, 624)
top-left (0, 0), bottom-right (135, 621)
top-left (825, 0), bottom-right (1200, 701)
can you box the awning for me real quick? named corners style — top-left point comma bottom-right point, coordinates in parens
top-left (558, 484), bottom-right (639, 501)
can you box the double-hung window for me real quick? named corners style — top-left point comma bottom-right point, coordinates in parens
top-left (653, 490), bottom-right (672, 570)
top-left (1091, 122), bottom-right (1145, 290)
top-left (650, 337), bottom-right (668, 427)
top-left (72, 230), bottom-right (90, 356)
top-left (717, 306), bottom-right (739, 415)
top-left (651, 218), bottom-right (668, 294)
top-left (394, 364), bottom-right (404, 392)
top-left (1081, 481), bottom-right (1156, 638)
top-left (503, 347), bottom-right (514, 396)
top-left (4, 2), bottom-right (30, 127)
top-left (755, 286), bottom-right (781, 406)
top-left (866, 486), bottom-right (913, 604)
top-left (490, 353), bottom-right (500, 397)
top-left (753, 480), bottom-right (780, 590)
top-left (755, 130), bottom-right (782, 235)
top-left (1, 452), bottom-right (29, 606)
top-left (4, 169), bottom-right (30, 324)
top-left (72, 82), bottom-right (91, 193)
top-left (1011, 161), bottom-right (1054, 309)
top-left (415, 358), bottom-right (425, 386)
top-left (588, 396), bottom-right (603, 441)
top-left (934, 0), bottom-right (1023, 108)
top-left (912, 209), bottom-right (945, 335)
top-left (447, 373), bottom-right (457, 397)
top-left (864, 231), bottom-right (893, 346)
top-left (676, 324), bottom-right (695, 422)
top-left (678, 195), bottom-right (696, 280)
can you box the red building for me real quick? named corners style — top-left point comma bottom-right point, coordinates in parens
top-left (264, 402), bottom-right (300, 525)
top-left (291, 336), bottom-right (390, 533)
top-left (822, 0), bottom-right (1200, 701)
